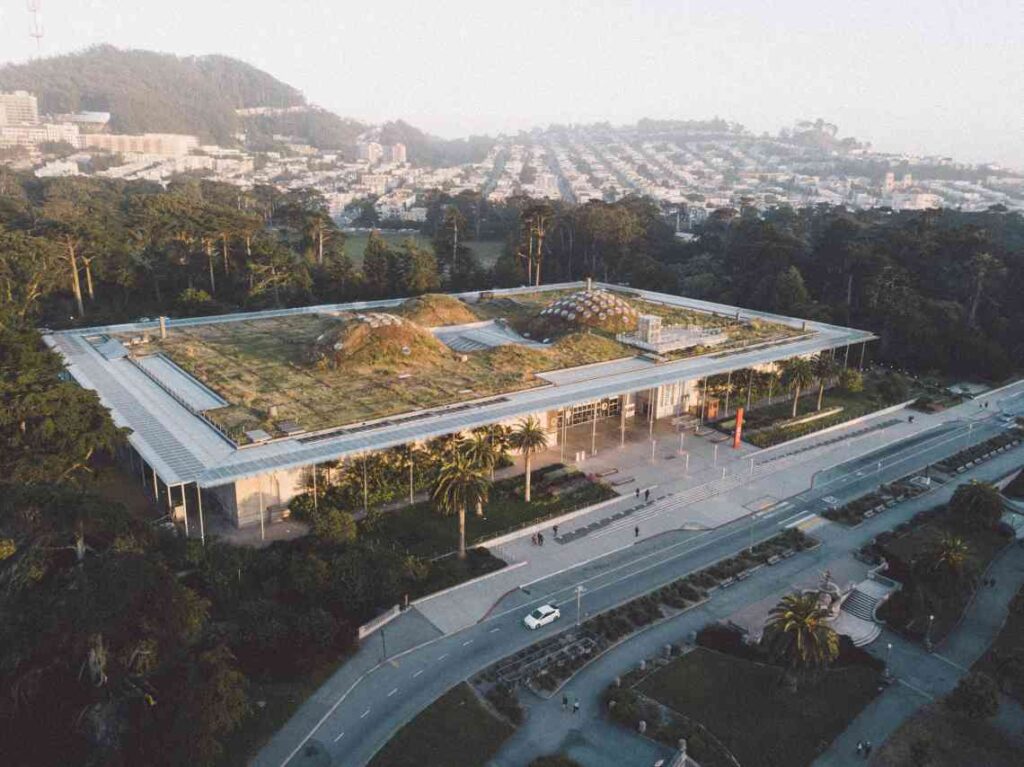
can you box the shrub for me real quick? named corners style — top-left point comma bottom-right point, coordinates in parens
top-left (946, 672), bottom-right (1000, 719)
top-left (949, 482), bottom-right (1004, 532)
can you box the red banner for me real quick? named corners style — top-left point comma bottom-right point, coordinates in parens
top-left (733, 407), bottom-right (744, 448)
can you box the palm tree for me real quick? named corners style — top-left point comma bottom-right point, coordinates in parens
top-left (923, 534), bottom-right (972, 590)
top-left (779, 358), bottom-right (816, 418)
top-left (509, 416), bottom-right (549, 503)
top-left (763, 592), bottom-right (839, 684)
top-left (463, 433), bottom-right (501, 516)
top-left (812, 354), bottom-right (841, 411)
top-left (432, 451), bottom-right (490, 559)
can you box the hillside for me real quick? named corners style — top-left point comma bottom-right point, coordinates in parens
top-left (378, 119), bottom-right (494, 166)
top-left (0, 45), bottom-right (364, 149)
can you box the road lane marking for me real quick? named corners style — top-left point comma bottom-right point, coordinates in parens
top-left (333, 732), bottom-right (345, 742)
top-left (412, 669), bottom-right (424, 678)
top-left (489, 627), bottom-right (501, 633)
top-left (438, 653), bottom-right (449, 661)
top-left (462, 639), bottom-right (474, 646)
top-left (360, 709), bottom-right (370, 719)
top-left (388, 688), bottom-right (398, 697)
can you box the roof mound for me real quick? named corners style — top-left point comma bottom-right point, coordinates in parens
top-left (399, 293), bottom-right (479, 326)
top-left (538, 289), bottom-right (639, 333)
top-left (308, 312), bottom-right (448, 370)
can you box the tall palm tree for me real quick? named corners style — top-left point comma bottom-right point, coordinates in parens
top-left (763, 592), bottom-right (839, 683)
top-left (812, 354), bottom-right (841, 411)
top-left (924, 534), bottom-right (971, 586)
top-left (432, 451), bottom-right (490, 559)
top-left (463, 433), bottom-right (501, 516)
top-left (509, 416), bottom-right (549, 503)
top-left (779, 358), bottom-right (816, 418)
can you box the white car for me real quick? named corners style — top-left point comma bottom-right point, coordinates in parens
top-left (523, 604), bottom-right (561, 630)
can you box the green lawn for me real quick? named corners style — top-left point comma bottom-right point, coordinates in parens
top-left (368, 682), bottom-right (515, 767)
top-left (343, 230), bottom-right (505, 267)
top-left (637, 647), bottom-right (881, 767)
top-left (363, 469), bottom-right (615, 558)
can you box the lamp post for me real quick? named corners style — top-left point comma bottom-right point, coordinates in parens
top-left (576, 585), bottom-right (585, 627)
top-left (885, 642), bottom-right (893, 679)
top-left (925, 614), bottom-right (935, 651)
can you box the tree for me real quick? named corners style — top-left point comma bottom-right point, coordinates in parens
top-left (811, 354), bottom-right (841, 411)
top-left (778, 357), bottom-right (816, 418)
top-left (946, 672), bottom-right (999, 719)
top-left (432, 451), bottom-right (490, 559)
top-left (391, 239), bottom-right (440, 295)
top-left (462, 432), bottom-right (502, 515)
top-left (924, 534), bottom-right (971, 587)
top-left (949, 481), bottom-right (1003, 532)
top-left (362, 230), bottom-right (391, 297)
top-left (762, 592), bottom-right (839, 681)
top-left (838, 367), bottom-right (863, 393)
top-left (509, 416), bottom-right (548, 503)
top-left (289, 493), bottom-right (357, 544)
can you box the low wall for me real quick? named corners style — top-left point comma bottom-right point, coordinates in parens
top-left (755, 397), bottom-right (917, 455)
top-left (358, 605), bottom-right (401, 640)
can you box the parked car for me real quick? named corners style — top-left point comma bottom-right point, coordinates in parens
top-left (523, 604), bottom-right (561, 630)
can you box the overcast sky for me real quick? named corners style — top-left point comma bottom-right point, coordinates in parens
top-left (2, 0), bottom-right (1022, 168)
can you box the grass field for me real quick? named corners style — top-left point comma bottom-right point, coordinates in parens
top-left (367, 682), bottom-right (515, 767)
top-left (363, 469), bottom-right (616, 558)
top-left (637, 647), bottom-right (881, 767)
top-left (342, 230), bottom-right (506, 267)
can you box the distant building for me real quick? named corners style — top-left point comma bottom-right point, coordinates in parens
top-left (358, 141), bottom-right (384, 163)
top-left (0, 91), bottom-right (39, 126)
top-left (55, 111), bottom-right (111, 134)
top-left (359, 172), bottom-right (390, 195)
top-left (0, 122), bottom-right (80, 149)
top-left (84, 133), bottom-right (200, 157)
top-left (385, 143), bottom-right (407, 163)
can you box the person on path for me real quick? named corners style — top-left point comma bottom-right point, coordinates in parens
top-left (634, 525), bottom-right (640, 538)
top-left (538, 532), bottom-right (544, 546)
top-left (572, 699), bottom-right (580, 714)
top-left (865, 741), bottom-right (873, 757)
top-left (562, 693), bottom-right (568, 711)
top-left (553, 524), bottom-right (558, 537)
top-left (856, 741), bottom-right (864, 757)
top-left (635, 487), bottom-right (640, 498)
top-left (644, 489), bottom-right (650, 503)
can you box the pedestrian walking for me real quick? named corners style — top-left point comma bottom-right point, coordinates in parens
top-left (856, 741), bottom-right (864, 757)
top-left (562, 693), bottom-right (568, 711)
top-left (634, 525), bottom-right (640, 538)
top-left (635, 487), bottom-right (640, 498)
top-left (865, 741), bottom-right (873, 757)
top-left (572, 698), bottom-right (580, 714)
top-left (553, 524), bottom-right (559, 537)
top-left (644, 489), bottom-right (650, 503)
top-left (538, 532), bottom-right (544, 546)
top-left (531, 532), bottom-right (538, 546)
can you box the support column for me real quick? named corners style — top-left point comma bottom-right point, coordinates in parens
top-left (724, 371), bottom-right (732, 416)
top-left (180, 483), bottom-right (189, 538)
top-left (746, 369), bottom-right (754, 411)
top-left (197, 485), bottom-right (206, 545)
top-left (257, 476), bottom-right (266, 542)
top-left (648, 388), bottom-right (656, 437)
top-left (619, 395), bottom-right (626, 447)
top-left (153, 466), bottom-right (159, 500)
top-left (859, 342), bottom-right (867, 370)
top-left (590, 402), bottom-right (597, 456)
top-left (699, 377), bottom-right (709, 426)
top-left (843, 344), bottom-right (851, 367)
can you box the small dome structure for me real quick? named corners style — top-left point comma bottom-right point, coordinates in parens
top-left (539, 289), bottom-right (638, 333)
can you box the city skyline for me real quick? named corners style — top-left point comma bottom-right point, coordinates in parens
top-left (0, 0), bottom-right (1021, 169)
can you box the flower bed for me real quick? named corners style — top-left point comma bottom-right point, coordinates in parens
top-left (933, 429), bottom-right (1022, 475)
top-left (823, 474), bottom-right (931, 526)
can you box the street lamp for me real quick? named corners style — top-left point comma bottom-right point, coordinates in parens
top-left (885, 642), bottom-right (893, 679)
top-left (925, 614), bottom-right (935, 651)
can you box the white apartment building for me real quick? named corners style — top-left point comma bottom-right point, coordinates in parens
top-left (84, 133), bottom-right (200, 157)
top-left (0, 91), bottom-right (39, 126)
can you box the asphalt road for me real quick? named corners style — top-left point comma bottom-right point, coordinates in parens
top-left (280, 406), bottom-right (1022, 767)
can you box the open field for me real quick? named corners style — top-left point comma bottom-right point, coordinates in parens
top-left (367, 682), bottom-right (515, 767)
top-left (342, 230), bottom-right (506, 267)
top-left (637, 647), bottom-right (880, 767)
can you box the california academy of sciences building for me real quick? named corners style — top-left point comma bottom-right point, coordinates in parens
top-left (44, 282), bottom-right (875, 538)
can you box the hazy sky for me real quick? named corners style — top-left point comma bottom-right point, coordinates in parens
top-left (1, 0), bottom-right (1022, 167)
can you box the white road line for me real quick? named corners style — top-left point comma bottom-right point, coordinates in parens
top-left (412, 669), bottom-right (424, 678)
top-left (388, 688), bottom-right (398, 697)
top-left (438, 653), bottom-right (449, 661)
top-left (333, 732), bottom-right (345, 742)
top-left (360, 709), bottom-right (370, 719)
top-left (489, 627), bottom-right (501, 633)
top-left (462, 639), bottom-right (474, 646)
top-left (897, 678), bottom-right (935, 701)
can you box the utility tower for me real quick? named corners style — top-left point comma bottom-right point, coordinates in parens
top-left (27, 0), bottom-right (45, 53)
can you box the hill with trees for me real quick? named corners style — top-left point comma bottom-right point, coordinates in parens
top-left (378, 119), bottom-right (494, 166)
top-left (0, 45), bottom-right (365, 149)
